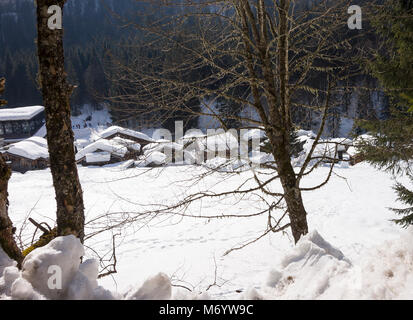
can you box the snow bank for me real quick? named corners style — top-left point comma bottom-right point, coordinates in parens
top-left (20, 235), bottom-right (110, 300)
top-left (246, 228), bottom-right (413, 300)
top-left (252, 231), bottom-right (351, 300)
top-left (124, 273), bottom-right (171, 300)
top-left (0, 236), bottom-right (174, 300)
top-left (356, 228), bottom-right (413, 299)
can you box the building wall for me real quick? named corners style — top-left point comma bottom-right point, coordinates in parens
top-left (0, 111), bottom-right (45, 141)
top-left (3, 153), bottom-right (48, 173)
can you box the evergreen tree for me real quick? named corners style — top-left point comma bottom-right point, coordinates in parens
top-left (358, 0), bottom-right (413, 226)
top-left (392, 179), bottom-right (413, 227)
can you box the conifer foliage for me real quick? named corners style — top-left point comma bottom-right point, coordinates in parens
top-left (359, 0), bottom-right (413, 226)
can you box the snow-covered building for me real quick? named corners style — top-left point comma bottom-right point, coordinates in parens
top-left (2, 136), bottom-right (49, 173)
top-left (75, 138), bottom-right (141, 166)
top-left (0, 106), bottom-right (45, 143)
top-left (143, 142), bottom-right (185, 164)
top-left (94, 126), bottom-right (154, 149)
top-left (185, 131), bottom-right (240, 162)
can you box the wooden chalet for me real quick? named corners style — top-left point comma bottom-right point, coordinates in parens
top-left (0, 106), bottom-right (45, 143)
top-left (75, 137), bottom-right (141, 166)
top-left (2, 137), bottom-right (49, 173)
top-left (96, 126), bottom-right (155, 150)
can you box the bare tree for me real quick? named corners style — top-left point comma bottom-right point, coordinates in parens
top-left (35, 0), bottom-right (85, 242)
top-left (102, 0), bottom-right (372, 244)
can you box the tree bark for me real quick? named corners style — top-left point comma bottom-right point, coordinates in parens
top-left (272, 134), bottom-right (309, 244)
top-left (0, 78), bottom-right (23, 266)
top-left (0, 157), bottom-right (23, 267)
top-left (35, 0), bottom-right (85, 242)
top-left (273, 0), bottom-right (308, 243)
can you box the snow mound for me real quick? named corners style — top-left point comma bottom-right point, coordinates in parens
top-left (125, 273), bottom-right (172, 300)
top-left (0, 236), bottom-right (176, 300)
top-left (357, 227), bottom-right (413, 299)
top-left (259, 231), bottom-right (351, 299)
top-left (21, 235), bottom-right (86, 299)
top-left (0, 236), bottom-right (117, 300)
top-left (247, 228), bottom-right (413, 300)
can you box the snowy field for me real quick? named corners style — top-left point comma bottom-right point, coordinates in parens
top-left (3, 162), bottom-right (413, 299)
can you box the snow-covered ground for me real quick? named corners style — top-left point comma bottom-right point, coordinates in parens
top-left (2, 161), bottom-right (412, 299)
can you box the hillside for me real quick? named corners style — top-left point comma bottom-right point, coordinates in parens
top-left (0, 0), bottom-right (388, 137)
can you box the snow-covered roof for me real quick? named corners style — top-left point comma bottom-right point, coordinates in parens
top-left (136, 151), bottom-right (167, 167)
top-left (75, 139), bottom-right (128, 161)
top-left (96, 126), bottom-right (154, 142)
top-left (110, 136), bottom-right (141, 152)
top-left (75, 138), bottom-right (91, 150)
top-left (0, 106), bottom-right (44, 121)
top-left (5, 137), bottom-right (49, 160)
top-left (143, 142), bottom-right (183, 155)
top-left (25, 136), bottom-right (48, 149)
top-left (303, 138), bottom-right (352, 159)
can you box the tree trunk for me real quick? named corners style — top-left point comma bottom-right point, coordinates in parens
top-left (275, 0), bottom-right (308, 243)
top-left (0, 79), bottom-right (23, 266)
top-left (0, 155), bottom-right (23, 267)
top-left (272, 134), bottom-right (309, 244)
top-left (35, 0), bottom-right (85, 242)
